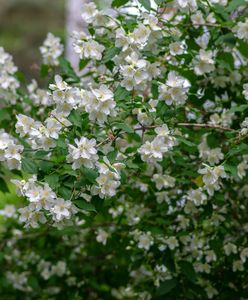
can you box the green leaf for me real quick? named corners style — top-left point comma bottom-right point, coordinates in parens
top-left (0, 177), bottom-right (9, 193)
top-left (80, 167), bottom-right (98, 184)
top-left (102, 47), bottom-right (121, 64)
top-left (224, 163), bottom-right (237, 177)
top-left (139, 0), bottom-right (151, 10)
top-left (114, 86), bottom-right (130, 101)
top-left (79, 58), bottom-right (90, 70)
top-left (73, 199), bottom-right (97, 212)
top-left (155, 279), bottom-right (177, 296)
top-left (58, 187), bottom-right (71, 199)
top-left (38, 161), bottom-right (55, 172)
top-left (44, 174), bottom-right (59, 189)
top-left (175, 135), bottom-right (196, 147)
top-left (68, 110), bottom-right (82, 128)
top-left (226, 0), bottom-right (247, 12)
top-left (237, 40), bottom-right (248, 59)
top-left (217, 52), bottom-right (234, 70)
top-left (59, 57), bottom-right (79, 82)
top-left (207, 134), bottom-right (219, 149)
top-left (179, 261), bottom-right (197, 283)
top-left (113, 122), bottom-right (134, 133)
top-left (229, 104), bottom-right (248, 113)
top-left (22, 157), bottom-right (38, 174)
top-left (107, 150), bottom-right (118, 163)
top-left (227, 143), bottom-right (248, 157)
top-left (40, 64), bottom-right (49, 78)
top-left (112, 0), bottom-right (129, 8)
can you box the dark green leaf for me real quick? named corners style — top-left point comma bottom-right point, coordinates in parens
top-left (224, 163), bottom-right (237, 177)
top-left (112, 0), bottom-right (129, 8)
top-left (155, 279), bottom-right (177, 296)
top-left (40, 64), bottom-right (49, 78)
top-left (73, 199), bottom-right (97, 212)
top-left (237, 40), bottom-right (248, 59)
top-left (80, 167), bottom-right (98, 184)
top-left (79, 58), bottom-right (90, 70)
top-left (59, 57), bottom-right (79, 82)
top-left (179, 261), bottom-right (197, 283)
top-left (0, 177), bottom-right (9, 193)
top-left (175, 135), bottom-right (196, 147)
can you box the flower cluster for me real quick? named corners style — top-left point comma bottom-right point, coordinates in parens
top-left (0, 130), bottom-right (23, 170)
top-left (0, 0), bottom-right (248, 299)
top-left (0, 47), bottom-right (19, 104)
top-left (67, 136), bottom-right (98, 170)
top-left (40, 33), bottom-right (63, 66)
top-left (139, 124), bottom-right (176, 163)
top-left (12, 177), bottom-right (77, 228)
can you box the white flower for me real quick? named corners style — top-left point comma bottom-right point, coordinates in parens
top-left (205, 285), bottom-right (218, 299)
top-left (187, 188), bottom-right (207, 206)
top-left (137, 232), bottom-right (154, 251)
top-left (166, 236), bottom-right (179, 250)
top-left (132, 24), bottom-right (151, 45)
top-left (96, 228), bottom-right (109, 245)
top-left (152, 174), bottom-right (175, 190)
top-left (81, 3), bottom-right (98, 23)
top-left (224, 243), bottom-right (237, 256)
top-left (233, 260), bottom-right (244, 272)
top-left (51, 261), bottom-right (67, 277)
top-left (67, 137), bottom-right (98, 169)
top-left (191, 11), bottom-right (205, 28)
top-left (243, 83), bottom-right (248, 100)
top-left (40, 33), bottom-right (63, 66)
top-left (0, 130), bottom-right (23, 170)
top-left (169, 42), bottom-right (184, 56)
top-left (193, 50), bottom-right (215, 75)
top-left (74, 37), bottom-right (105, 60)
top-left (175, 0), bottom-right (197, 11)
top-left (234, 19), bottom-right (248, 42)
top-left (240, 248), bottom-right (248, 263)
top-left (139, 130), bottom-right (176, 164)
top-left (237, 161), bottom-right (248, 179)
top-left (159, 71), bottom-right (190, 106)
top-left (52, 198), bottom-right (75, 221)
top-left (0, 205), bottom-right (16, 218)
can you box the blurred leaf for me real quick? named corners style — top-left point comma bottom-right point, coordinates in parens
top-left (179, 261), bottom-right (197, 283)
top-left (79, 58), bottom-right (90, 70)
top-left (44, 174), bottom-right (59, 189)
top-left (59, 57), bottom-right (79, 82)
top-left (102, 47), bottom-right (120, 63)
top-left (22, 157), bottom-right (38, 174)
top-left (114, 86), bottom-right (130, 101)
top-left (74, 199), bottom-right (97, 212)
top-left (112, 0), bottom-right (129, 8)
top-left (155, 279), bottom-right (177, 296)
top-left (0, 177), bottom-right (9, 193)
top-left (139, 0), bottom-right (151, 10)
top-left (113, 122), bottom-right (134, 133)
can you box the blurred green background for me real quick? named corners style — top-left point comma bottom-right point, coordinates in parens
top-left (0, 0), bottom-right (65, 79)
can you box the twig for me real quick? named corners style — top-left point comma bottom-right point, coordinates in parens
top-left (177, 123), bottom-right (237, 132)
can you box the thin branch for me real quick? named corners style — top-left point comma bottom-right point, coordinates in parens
top-left (177, 123), bottom-right (237, 132)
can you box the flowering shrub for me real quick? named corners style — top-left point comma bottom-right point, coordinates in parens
top-left (1, 0), bottom-right (248, 298)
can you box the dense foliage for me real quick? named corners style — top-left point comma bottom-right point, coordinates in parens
top-left (1, 0), bottom-right (248, 299)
